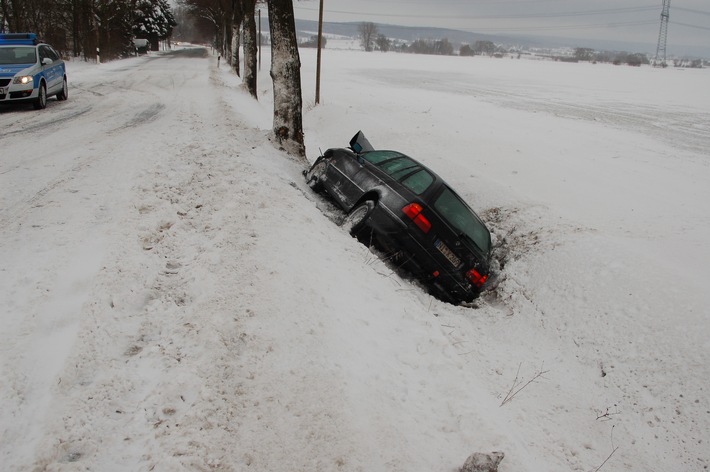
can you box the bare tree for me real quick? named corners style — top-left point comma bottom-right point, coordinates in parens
top-left (358, 21), bottom-right (377, 52)
top-left (473, 40), bottom-right (495, 56)
top-left (267, 0), bottom-right (305, 158)
top-left (242, 0), bottom-right (258, 98)
top-left (574, 47), bottom-right (595, 62)
top-left (230, 0), bottom-right (243, 75)
top-left (460, 44), bottom-right (474, 56)
top-left (435, 38), bottom-right (453, 55)
top-left (375, 34), bottom-right (390, 52)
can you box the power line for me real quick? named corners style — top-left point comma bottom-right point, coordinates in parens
top-left (441, 6), bottom-right (659, 20)
top-left (455, 20), bottom-right (658, 34)
top-left (294, 5), bottom-right (659, 21)
top-left (319, 0), bottom-right (582, 5)
top-left (673, 6), bottom-right (710, 16)
top-left (293, 2), bottom-right (709, 38)
top-left (671, 21), bottom-right (710, 31)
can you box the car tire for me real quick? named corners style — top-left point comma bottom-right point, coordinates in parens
top-left (342, 200), bottom-right (375, 237)
top-left (305, 158), bottom-right (328, 192)
top-left (33, 83), bottom-right (47, 110)
top-left (56, 78), bottom-right (68, 101)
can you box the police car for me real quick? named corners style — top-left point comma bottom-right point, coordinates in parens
top-left (0, 33), bottom-right (67, 109)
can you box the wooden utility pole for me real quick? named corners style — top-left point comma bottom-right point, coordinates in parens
top-left (315, 0), bottom-right (324, 104)
top-left (93, 1), bottom-right (101, 64)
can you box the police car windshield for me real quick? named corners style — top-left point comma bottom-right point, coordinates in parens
top-left (0, 46), bottom-right (37, 65)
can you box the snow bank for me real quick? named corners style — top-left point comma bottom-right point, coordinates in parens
top-left (1, 44), bottom-right (708, 471)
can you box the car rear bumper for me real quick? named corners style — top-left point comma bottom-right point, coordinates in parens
top-left (367, 204), bottom-right (481, 302)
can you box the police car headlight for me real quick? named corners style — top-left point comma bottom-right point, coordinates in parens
top-left (13, 76), bottom-right (33, 85)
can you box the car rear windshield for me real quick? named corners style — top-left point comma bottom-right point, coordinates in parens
top-left (0, 46), bottom-right (36, 64)
top-left (362, 151), bottom-right (434, 194)
top-left (433, 188), bottom-right (490, 254)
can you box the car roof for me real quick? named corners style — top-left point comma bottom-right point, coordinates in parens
top-left (360, 148), bottom-right (487, 220)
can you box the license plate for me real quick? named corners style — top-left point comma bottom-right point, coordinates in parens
top-left (435, 239), bottom-right (462, 267)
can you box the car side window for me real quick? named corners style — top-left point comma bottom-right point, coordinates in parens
top-left (379, 156), bottom-right (418, 176)
top-left (363, 152), bottom-right (434, 194)
top-left (401, 169), bottom-right (434, 194)
top-left (39, 45), bottom-right (49, 62)
top-left (389, 162), bottom-right (420, 180)
top-left (361, 150), bottom-right (402, 164)
top-left (46, 46), bottom-right (60, 61)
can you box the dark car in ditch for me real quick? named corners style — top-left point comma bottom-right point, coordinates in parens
top-left (305, 131), bottom-right (492, 304)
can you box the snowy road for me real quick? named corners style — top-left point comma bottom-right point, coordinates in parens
top-left (1, 47), bottom-right (254, 469)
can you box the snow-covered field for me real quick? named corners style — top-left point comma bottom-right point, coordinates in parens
top-left (1, 42), bottom-right (708, 471)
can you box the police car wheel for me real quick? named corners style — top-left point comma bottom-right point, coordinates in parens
top-left (33, 84), bottom-right (47, 110)
top-left (56, 78), bottom-right (68, 101)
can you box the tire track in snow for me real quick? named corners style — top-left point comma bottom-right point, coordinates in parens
top-left (23, 64), bottom-right (300, 468)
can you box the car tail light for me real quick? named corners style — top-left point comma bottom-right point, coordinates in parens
top-left (466, 268), bottom-right (488, 288)
top-left (402, 203), bottom-right (431, 233)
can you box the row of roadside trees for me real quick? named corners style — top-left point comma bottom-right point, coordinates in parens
top-left (177, 0), bottom-right (304, 156)
top-left (0, 0), bottom-right (176, 61)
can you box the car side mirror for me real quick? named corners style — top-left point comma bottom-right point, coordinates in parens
top-left (42, 57), bottom-right (53, 66)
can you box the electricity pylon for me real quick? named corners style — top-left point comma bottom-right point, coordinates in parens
top-left (654, 0), bottom-right (671, 67)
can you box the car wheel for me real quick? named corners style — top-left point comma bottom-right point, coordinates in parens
top-left (56, 78), bottom-right (68, 101)
top-left (342, 200), bottom-right (375, 237)
top-left (305, 158), bottom-right (328, 192)
top-left (33, 83), bottom-right (47, 109)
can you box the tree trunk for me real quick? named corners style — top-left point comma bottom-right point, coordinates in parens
top-left (267, 0), bottom-right (305, 158)
top-left (231, 0), bottom-right (243, 76)
top-left (231, 22), bottom-right (240, 75)
top-left (223, 15), bottom-right (232, 69)
top-left (242, 0), bottom-right (258, 99)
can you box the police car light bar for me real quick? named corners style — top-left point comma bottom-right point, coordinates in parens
top-left (0, 33), bottom-right (39, 45)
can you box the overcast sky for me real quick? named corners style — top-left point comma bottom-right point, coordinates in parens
top-left (292, 0), bottom-right (710, 52)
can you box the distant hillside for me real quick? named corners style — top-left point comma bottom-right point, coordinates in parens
top-left (294, 19), bottom-right (526, 49)
top-left (286, 19), bottom-right (708, 58)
